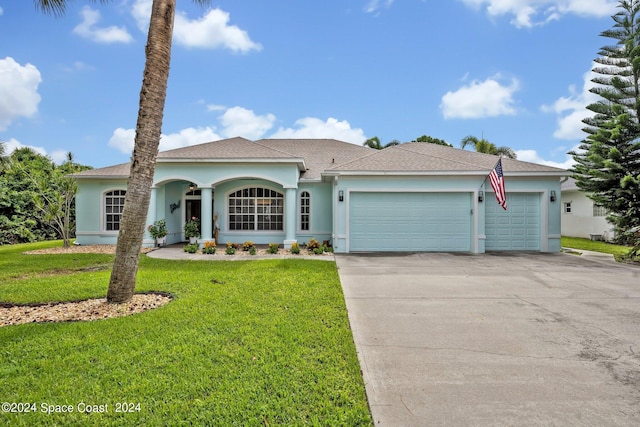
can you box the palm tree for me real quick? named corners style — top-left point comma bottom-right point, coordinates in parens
top-left (460, 135), bottom-right (517, 159)
top-left (363, 136), bottom-right (383, 149)
top-left (36, 0), bottom-right (211, 303)
top-left (363, 136), bottom-right (401, 149)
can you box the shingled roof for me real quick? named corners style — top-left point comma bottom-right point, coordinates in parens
top-left (325, 142), bottom-right (566, 175)
top-left (74, 138), bottom-right (566, 179)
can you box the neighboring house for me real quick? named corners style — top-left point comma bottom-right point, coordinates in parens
top-left (74, 137), bottom-right (566, 253)
top-left (561, 177), bottom-right (616, 241)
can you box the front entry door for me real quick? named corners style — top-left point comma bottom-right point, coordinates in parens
top-left (185, 196), bottom-right (215, 240)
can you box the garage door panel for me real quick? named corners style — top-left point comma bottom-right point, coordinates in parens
top-left (486, 193), bottom-right (540, 251)
top-left (350, 192), bottom-right (471, 252)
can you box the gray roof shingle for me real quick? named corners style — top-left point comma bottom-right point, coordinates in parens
top-left (327, 142), bottom-right (566, 175)
top-left (74, 138), bottom-right (566, 179)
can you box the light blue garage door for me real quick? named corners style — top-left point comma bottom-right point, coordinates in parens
top-left (349, 192), bottom-right (472, 252)
top-left (485, 193), bottom-right (540, 251)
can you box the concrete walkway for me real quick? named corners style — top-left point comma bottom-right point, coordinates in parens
top-left (336, 252), bottom-right (640, 426)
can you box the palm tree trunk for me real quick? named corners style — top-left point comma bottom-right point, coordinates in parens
top-left (107, 0), bottom-right (175, 303)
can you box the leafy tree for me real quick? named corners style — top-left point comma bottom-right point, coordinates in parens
top-left (460, 135), bottom-right (517, 159)
top-left (412, 135), bottom-right (452, 147)
top-left (385, 139), bottom-right (401, 147)
top-left (571, 0), bottom-right (640, 252)
top-left (28, 153), bottom-right (81, 247)
top-left (0, 141), bottom-right (7, 173)
top-left (0, 148), bottom-right (90, 245)
top-left (36, 0), bottom-right (211, 303)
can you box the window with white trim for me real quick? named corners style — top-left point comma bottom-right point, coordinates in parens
top-left (300, 191), bottom-right (310, 231)
top-left (228, 187), bottom-right (284, 231)
top-left (105, 190), bottom-right (126, 231)
top-left (593, 204), bottom-right (607, 217)
top-left (563, 202), bottom-right (572, 214)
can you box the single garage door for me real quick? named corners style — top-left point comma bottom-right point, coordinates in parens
top-left (485, 193), bottom-right (540, 251)
top-left (349, 192), bottom-right (472, 252)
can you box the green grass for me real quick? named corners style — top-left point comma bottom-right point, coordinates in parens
top-left (561, 236), bottom-right (632, 258)
top-left (0, 241), bottom-right (372, 426)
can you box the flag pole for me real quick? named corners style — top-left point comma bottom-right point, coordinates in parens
top-left (480, 157), bottom-right (502, 189)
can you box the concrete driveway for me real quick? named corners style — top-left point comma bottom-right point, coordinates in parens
top-left (336, 252), bottom-right (640, 426)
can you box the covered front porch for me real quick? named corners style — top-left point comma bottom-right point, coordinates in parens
top-left (145, 178), bottom-right (300, 249)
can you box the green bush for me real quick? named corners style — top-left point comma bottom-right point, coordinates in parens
top-left (290, 242), bottom-right (300, 254)
top-left (249, 246), bottom-right (256, 255)
top-left (267, 243), bottom-right (279, 254)
top-left (307, 237), bottom-right (321, 251)
top-left (225, 242), bottom-right (236, 255)
top-left (183, 243), bottom-right (198, 254)
top-left (313, 246), bottom-right (325, 255)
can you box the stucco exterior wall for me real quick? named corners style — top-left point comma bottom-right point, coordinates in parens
top-left (561, 190), bottom-right (615, 241)
top-left (75, 179), bottom-right (128, 245)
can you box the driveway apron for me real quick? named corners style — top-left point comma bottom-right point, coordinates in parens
top-left (336, 252), bottom-right (640, 426)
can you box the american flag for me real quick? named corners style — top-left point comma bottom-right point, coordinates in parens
top-left (489, 158), bottom-right (507, 210)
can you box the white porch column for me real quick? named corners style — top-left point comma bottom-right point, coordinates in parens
top-left (146, 186), bottom-right (157, 241)
top-left (284, 187), bottom-right (297, 249)
top-left (200, 187), bottom-right (213, 245)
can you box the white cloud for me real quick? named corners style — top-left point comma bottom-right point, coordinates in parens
top-left (206, 104), bottom-right (226, 112)
top-left (459, 0), bottom-right (617, 28)
top-left (0, 6), bottom-right (4, 16)
top-left (107, 126), bottom-right (223, 154)
top-left (73, 6), bottom-right (133, 44)
top-left (0, 57), bottom-right (42, 131)
top-left (541, 68), bottom-right (599, 140)
top-left (515, 145), bottom-right (579, 169)
top-left (2, 138), bottom-right (69, 164)
top-left (440, 76), bottom-right (519, 119)
top-left (364, 0), bottom-right (395, 14)
top-left (108, 105), bottom-right (367, 155)
top-left (132, 0), bottom-right (261, 52)
top-left (270, 117), bottom-right (367, 144)
top-left (219, 107), bottom-right (276, 140)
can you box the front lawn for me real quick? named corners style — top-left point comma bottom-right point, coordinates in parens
top-left (561, 236), bottom-right (632, 259)
top-left (0, 241), bottom-right (372, 426)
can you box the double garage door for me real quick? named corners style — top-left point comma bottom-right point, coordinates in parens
top-left (349, 192), bottom-right (472, 252)
top-left (348, 192), bottom-right (541, 252)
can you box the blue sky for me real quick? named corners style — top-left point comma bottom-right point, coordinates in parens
top-left (0, 0), bottom-right (619, 169)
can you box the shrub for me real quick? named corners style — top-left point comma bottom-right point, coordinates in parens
top-left (290, 242), bottom-right (300, 254)
top-left (249, 247), bottom-right (256, 255)
top-left (225, 242), bottom-right (236, 255)
top-left (324, 245), bottom-right (334, 253)
top-left (313, 246), bottom-right (325, 255)
top-left (184, 217), bottom-right (200, 239)
top-left (183, 243), bottom-right (198, 254)
top-left (267, 243), bottom-right (279, 254)
top-left (242, 241), bottom-right (255, 251)
top-left (148, 219), bottom-right (167, 238)
top-left (307, 238), bottom-right (320, 251)
top-left (202, 241), bottom-right (216, 254)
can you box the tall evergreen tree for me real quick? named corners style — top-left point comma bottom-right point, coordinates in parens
top-left (571, 0), bottom-right (640, 247)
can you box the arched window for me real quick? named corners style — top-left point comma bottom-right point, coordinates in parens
top-left (228, 187), bottom-right (284, 231)
top-left (105, 190), bottom-right (126, 231)
top-left (300, 191), bottom-right (310, 231)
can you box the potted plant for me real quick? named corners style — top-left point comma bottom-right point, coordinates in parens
top-left (184, 216), bottom-right (200, 244)
top-left (148, 219), bottom-right (168, 246)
